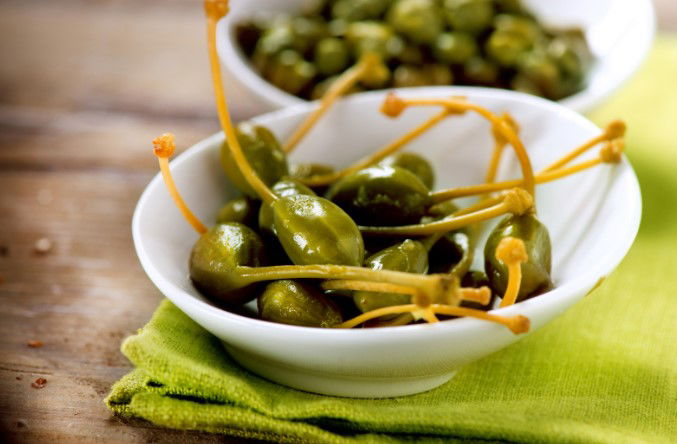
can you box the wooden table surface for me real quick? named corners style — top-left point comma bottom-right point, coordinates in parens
top-left (1, 1), bottom-right (674, 442)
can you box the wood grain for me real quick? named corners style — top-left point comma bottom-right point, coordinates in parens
top-left (0, 1), bottom-right (240, 442)
top-left (0, 0), bottom-right (674, 442)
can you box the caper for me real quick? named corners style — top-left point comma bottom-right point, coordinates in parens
top-left (291, 16), bottom-right (329, 56)
top-left (518, 52), bottom-right (561, 99)
top-left (425, 199), bottom-right (459, 219)
top-left (293, 61), bottom-right (318, 94)
top-left (551, 77), bottom-right (582, 101)
top-left (325, 165), bottom-right (431, 226)
top-left (383, 34), bottom-right (407, 61)
top-left (364, 236), bottom-right (411, 257)
top-left (216, 196), bottom-right (260, 228)
top-left (443, 0), bottom-right (494, 34)
top-left (259, 179), bottom-right (317, 234)
top-left (379, 152), bottom-right (435, 189)
top-left (434, 32), bottom-right (478, 65)
top-left (387, 0), bottom-right (444, 45)
top-left (354, 239), bottom-right (429, 314)
top-left (485, 30), bottom-right (531, 67)
top-left (328, 19), bottom-right (349, 37)
top-left (484, 213), bottom-right (553, 301)
top-left (511, 73), bottom-right (542, 96)
top-left (288, 163), bottom-right (336, 180)
top-left (463, 56), bottom-right (499, 85)
top-left (345, 21), bottom-right (395, 61)
top-left (548, 37), bottom-right (585, 80)
top-left (189, 223), bottom-right (266, 305)
top-left (272, 194), bottom-right (366, 266)
top-left (332, 0), bottom-right (391, 22)
top-left (258, 280), bottom-right (342, 327)
top-left (393, 65), bottom-right (428, 88)
top-left (314, 37), bottom-right (350, 76)
top-left (494, 0), bottom-right (527, 15)
top-left (252, 24), bottom-right (295, 72)
top-left (396, 42), bottom-right (425, 65)
top-left (423, 64), bottom-right (454, 86)
top-left (558, 29), bottom-right (592, 64)
top-left (494, 13), bottom-right (541, 42)
top-left (220, 122), bottom-right (289, 198)
top-left (268, 49), bottom-right (317, 95)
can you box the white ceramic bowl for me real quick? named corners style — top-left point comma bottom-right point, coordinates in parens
top-left (133, 87), bottom-right (641, 398)
top-left (217, 0), bottom-right (655, 119)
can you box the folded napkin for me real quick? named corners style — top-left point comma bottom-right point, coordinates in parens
top-left (106, 36), bottom-right (677, 443)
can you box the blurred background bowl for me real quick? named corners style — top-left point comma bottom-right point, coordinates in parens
top-left (217, 0), bottom-right (655, 119)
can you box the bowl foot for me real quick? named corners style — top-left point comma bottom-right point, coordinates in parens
top-left (225, 345), bottom-right (456, 398)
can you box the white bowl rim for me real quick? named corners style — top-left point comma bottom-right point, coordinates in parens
top-left (216, 0), bottom-right (656, 113)
top-left (132, 86), bottom-right (641, 339)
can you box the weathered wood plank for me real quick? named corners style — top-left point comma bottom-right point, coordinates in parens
top-left (0, 2), bottom-right (232, 439)
top-left (0, 368), bottom-right (234, 443)
top-left (0, 169), bottom-right (248, 442)
top-left (0, 106), bottom-right (216, 172)
top-left (0, 0), bottom-right (213, 118)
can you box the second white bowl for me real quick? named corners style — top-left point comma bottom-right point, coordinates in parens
top-left (216, 0), bottom-right (655, 119)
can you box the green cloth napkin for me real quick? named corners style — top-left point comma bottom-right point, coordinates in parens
top-left (106, 36), bottom-right (677, 443)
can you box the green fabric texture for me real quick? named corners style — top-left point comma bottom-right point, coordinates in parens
top-left (106, 37), bottom-right (677, 443)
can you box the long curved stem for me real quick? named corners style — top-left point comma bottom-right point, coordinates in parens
top-left (422, 309), bottom-right (440, 323)
top-left (452, 196), bottom-right (503, 217)
top-left (297, 109), bottom-right (450, 187)
top-left (361, 187), bottom-right (533, 236)
top-left (431, 180), bottom-right (521, 202)
top-left (324, 279), bottom-right (490, 306)
top-left (540, 156), bottom-right (605, 181)
top-left (153, 134), bottom-right (208, 235)
top-left (541, 120), bottom-right (625, 172)
top-left (322, 280), bottom-right (418, 295)
top-left (499, 262), bottom-right (522, 307)
top-left (322, 280), bottom-right (422, 303)
top-left (430, 155), bottom-right (606, 201)
top-left (430, 126), bottom-right (624, 207)
top-left (429, 305), bottom-right (530, 334)
top-left (474, 127), bottom-right (626, 215)
top-left (398, 98), bottom-right (536, 198)
top-left (236, 264), bottom-right (456, 305)
top-left (361, 201), bottom-right (510, 236)
top-left (338, 303), bottom-right (530, 333)
top-left (485, 139), bottom-right (507, 184)
top-left (484, 113), bottom-right (518, 185)
top-left (382, 313), bottom-right (415, 326)
top-left (483, 113), bottom-right (520, 207)
top-left (542, 134), bottom-right (607, 172)
top-left (284, 56), bottom-right (371, 153)
top-left (339, 305), bottom-right (421, 328)
top-left (205, 2), bottom-right (277, 204)
top-left (495, 237), bottom-right (527, 308)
